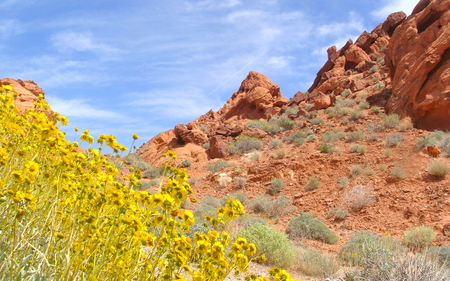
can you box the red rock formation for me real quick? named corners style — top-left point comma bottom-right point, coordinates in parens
top-left (385, 0), bottom-right (450, 131)
top-left (217, 71), bottom-right (288, 120)
top-left (0, 78), bottom-right (46, 111)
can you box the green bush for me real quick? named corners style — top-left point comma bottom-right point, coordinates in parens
top-left (382, 114), bottom-right (400, 129)
top-left (337, 176), bottom-right (349, 189)
top-left (247, 119), bottom-right (267, 129)
top-left (350, 165), bottom-right (363, 177)
top-left (124, 153), bottom-right (151, 170)
top-left (346, 130), bottom-right (366, 142)
top-left (249, 193), bottom-right (293, 218)
top-left (233, 176), bottom-right (247, 189)
top-left (385, 132), bottom-right (403, 147)
top-left (206, 160), bottom-right (232, 174)
top-left (178, 158), bottom-right (192, 168)
top-left (368, 66), bottom-right (379, 73)
top-left (305, 177), bottom-right (320, 191)
top-left (343, 184), bottom-right (375, 211)
top-left (321, 131), bottom-right (346, 143)
top-left (403, 225), bottom-right (435, 250)
top-left (429, 160), bottom-right (449, 178)
top-left (285, 131), bottom-right (306, 146)
top-left (271, 148), bottom-right (286, 159)
top-left (328, 206), bottom-right (349, 220)
top-left (426, 246), bottom-right (450, 267)
top-left (286, 212), bottom-right (338, 244)
top-left (229, 135), bottom-right (262, 154)
top-left (417, 131), bottom-right (446, 148)
top-left (350, 144), bottom-right (366, 155)
top-left (236, 223), bottom-right (296, 268)
top-left (389, 167), bottom-right (406, 180)
top-left (311, 117), bottom-right (324, 125)
top-left (318, 142), bottom-right (335, 154)
top-left (269, 178), bottom-right (284, 195)
top-left (298, 248), bottom-right (339, 278)
top-left (339, 231), bottom-right (406, 267)
top-left (268, 139), bottom-right (284, 149)
top-left (277, 116), bottom-right (295, 130)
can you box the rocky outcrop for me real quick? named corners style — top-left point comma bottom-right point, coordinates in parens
top-left (385, 0), bottom-right (450, 130)
top-left (217, 71), bottom-right (288, 120)
top-left (0, 78), bottom-right (46, 111)
top-left (288, 11), bottom-right (406, 109)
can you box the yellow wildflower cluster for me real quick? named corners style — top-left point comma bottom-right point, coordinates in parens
top-left (0, 87), bottom-right (298, 280)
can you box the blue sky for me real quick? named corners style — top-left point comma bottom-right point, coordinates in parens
top-left (1, 0), bottom-right (417, 150)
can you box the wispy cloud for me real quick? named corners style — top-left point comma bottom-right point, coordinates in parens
top-left (0, 19), bottom-right (24, 39)
top-left (51, 31), bottom-right (122, 60)
top-left (46, 95), bottom-right (124, 120)
top-left (371, 0), bottom-right (417, 20)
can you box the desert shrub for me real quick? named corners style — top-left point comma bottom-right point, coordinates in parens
top-left (364, 167), bottom-right (374, 177)
top-left (236, 223), bottom-right (296, 268)
top-left (429, 160), bottom-right (449, 178)
top-left (124, 152), bottom-right (150, 170)
top-left (277, 116), bottom-right (295, 130)
top-left (149, 178), bottom-right (161, 186)
top-left (346, 130), bottom-right (366, 142)
top-left (426, 246), bottom-right (450, 267)
top-left (318, 142), bottom-right (335, 154)
top-left (376, 57), bottom-right (385, 65)
top-left (311, 117), bottom-right (324, 125)
top-left (385, 132), bottom-right (403, 147)
top-left (417, 131), bottom-right (446, 148)
top-left (268, 139), bottom-right (283, 149)
top-left (358, 101), bottom-right (370, 109)
top-left (202, 141), bottom-right (210, 149)
top-left (178, 158), bottom-right (192, 168)
top-left (335, 97), bottom-right (356, 108)
top-left (384, 148), bottom-right (393, 157)
top-left (233, 176), bottom-right (247, 189)
top-left (306, 134), bottom-right (318, 142)
top-left (368, 66), bottom-right (379, 73)
top-left (373, 81), bottom-right (385, 91)
top-left (389, 167), bottom-right (406, 180)
top-left (249, 193), bottom-right (293, 218)
top-left (249, 150), bottom-right (260, 162)
top-left (382, 113), bottom-right (400, 129)
top-left (403, 225), bottom-right (435, 250)
top-left (285, 130), bottom-right (306, 146)
top-left (207, 160), bottom-right (232, 174)
top-left (219, 192), bottom-right (249, 206)
top-left (143, 166), bottom-right (164, 178)
top-left (349, 251), bottom-right (450, 281)
top-left (339, 231), bottom-right (406, 267)
top-left (350, 165), bottom-right (363, 177)
top-left (370, 106), bottom-right (381, 115)
top-left (263, 123), bottom-right (282, 135)
top-left (285, 108), bottom-right (299, 115)
top-left (378, 164), bottom-right (388, 171)
top-left (350, 144), bottom-right (366, 155)
top-left (328, 206), bottom-right (349, 220)
top-left (239, 216), bottom-right (269, 230)
top-left (247, 119), bottom-right (267, 129)
top-left (349, 108), bottom-right (367, 121)
top-left (368, 134), bottom-right (378, 142)
top-left (305, 177), bottom-right (320, 191)
top-left (343, 184), bottom-right (376, 211)
top-left (298, 248), bottom-right (339, 278)
top-left (230, 135), bottom-right (262, 154)
top-left (269, 178), bottom-right (284, 195)
top-left (321, 131), bottom-right (346, 143)
top-left (337, 176), bottom-right (349, 189)
top-left (399, 120), bottom-right (414, 131)
top-left (271, 148), bottom-right (286, 159)
top-left (287, 212), bottom-right (338, 244)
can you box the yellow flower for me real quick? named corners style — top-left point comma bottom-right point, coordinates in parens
top-left (25, 161), bottom-right (39, 175)
top-left (132, 133), bottom-right (140, 140)
top-left (162, 150), bottom-right (177, 159)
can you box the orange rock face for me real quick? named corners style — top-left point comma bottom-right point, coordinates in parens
top-left (217, 71), bottom-right (288, 120)
top-left (385, 0), bottom-right (450, 130)
top-left (0, 78), bottom-right (46, 111)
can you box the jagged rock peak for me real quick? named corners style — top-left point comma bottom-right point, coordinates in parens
top-left (217, 71), bottom-right (288, 120)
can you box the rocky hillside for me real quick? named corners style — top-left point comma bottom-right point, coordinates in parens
top-left (135, 0), bottom-right (450, 248)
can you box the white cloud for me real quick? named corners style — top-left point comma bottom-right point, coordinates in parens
top-left (126, 88), bottom-right (223, 120)
top-left (0, 19), bottom-right (23, 39)
top-left (267, 56), bottom-right (292, 68)
top-left (317, 11), bottom-right (364, 37)
top-left (46, 95), bottom-right (124, 120)
top-left (372, 0), bottom-right (417, 20)
top-left (51, 31), bottom-right (122, 60)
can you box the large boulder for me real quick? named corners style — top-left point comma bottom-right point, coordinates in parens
top-left (385, 0), bottom-right (450, 130)
top-left (217, 71), bottom-right (288, 120)
top-left (0, 78), bottom-right (46, 111)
